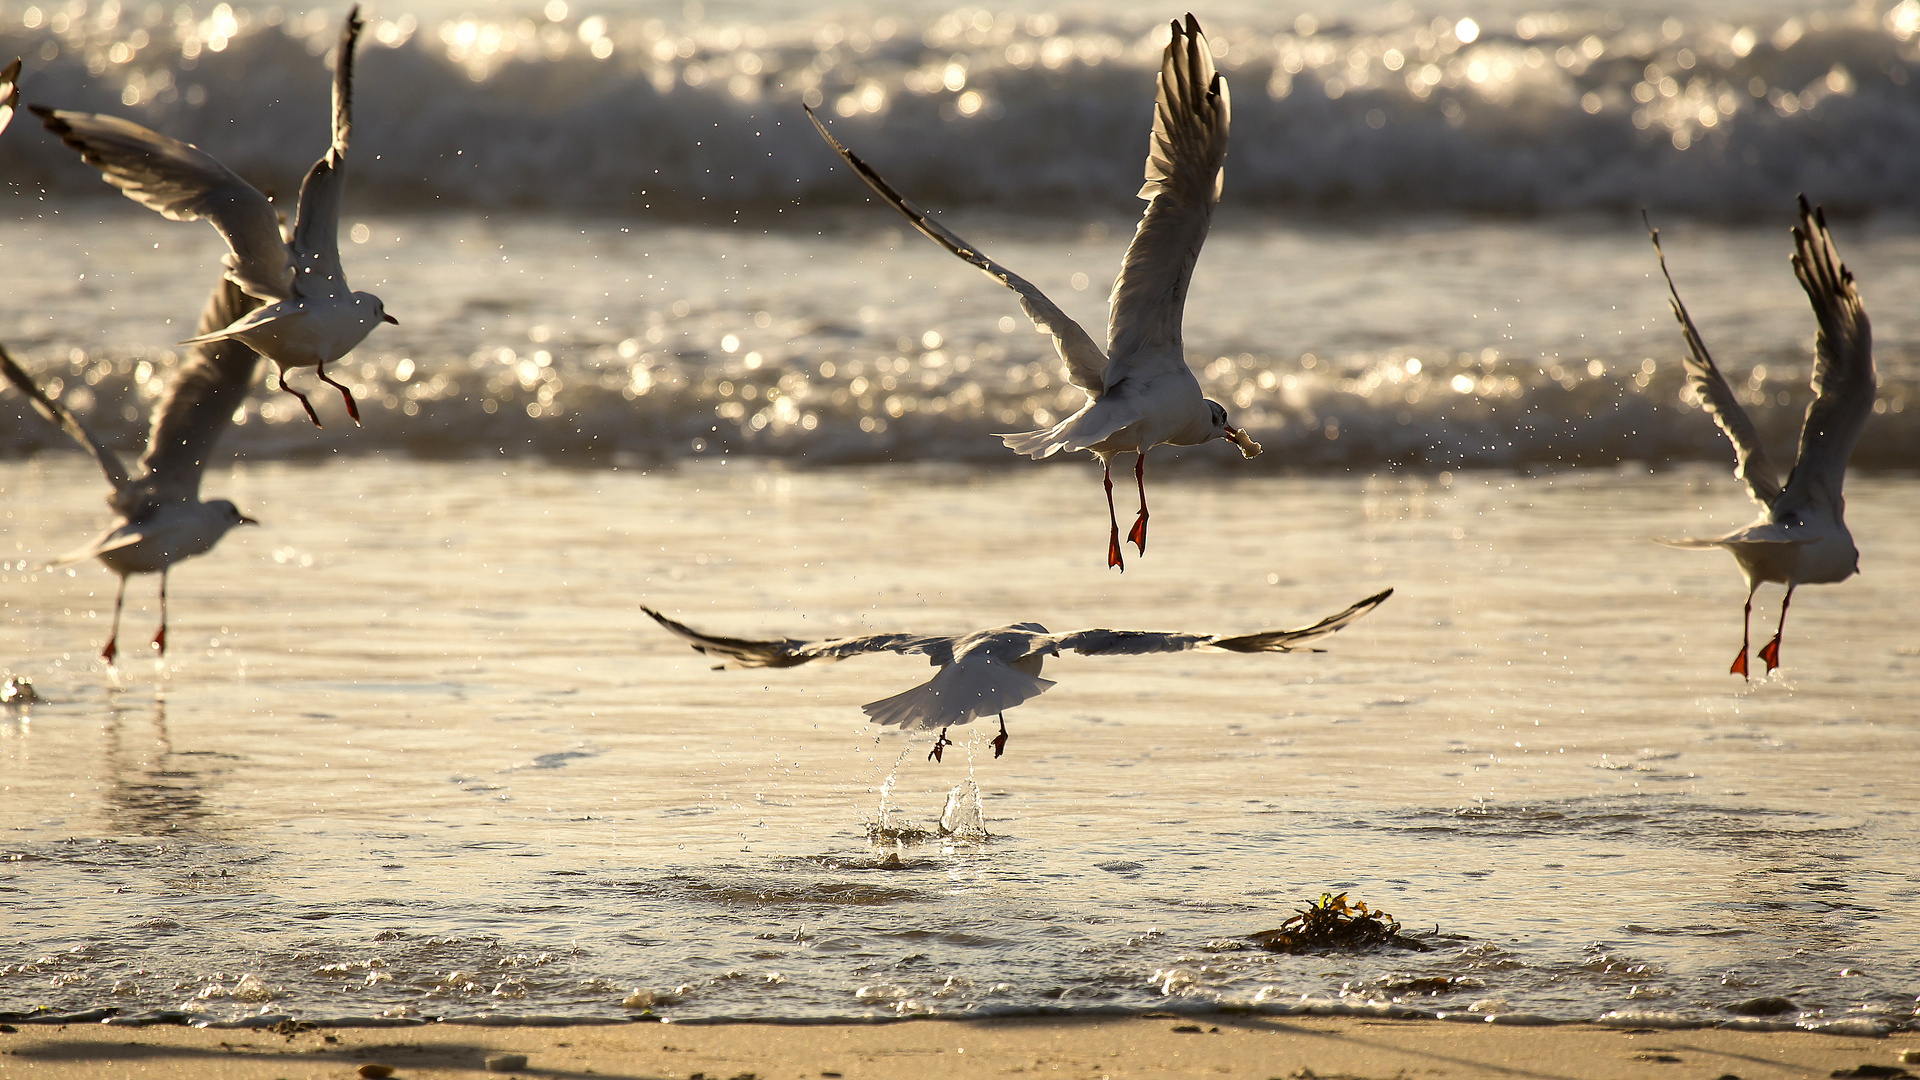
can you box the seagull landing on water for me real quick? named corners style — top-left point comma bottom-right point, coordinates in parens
top-left (807, 14), bottom-right (1260, 572)
top-left (1, 277), bottom-right (264, 665)
top-left (31, 6), bottom-right (394, 428)
top-left (1645, 196), bottom-right (1875, 679)
top-left (642, 590), bottom-right (1389, 761)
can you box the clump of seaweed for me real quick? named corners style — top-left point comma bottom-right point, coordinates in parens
top-left (1249, 892), bottom-right (1431, 953)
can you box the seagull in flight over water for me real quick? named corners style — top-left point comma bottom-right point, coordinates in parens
top-left (31, 6), bottom-right (394, 428)
top-left (1, 276), bottom-right (263, 664)
top-left (643, 589), bottom-right (1390, 761)
top-left (808, 14), bottom-right (1261, 571)
top-left (1646, 196), bottom-right (1875, 679)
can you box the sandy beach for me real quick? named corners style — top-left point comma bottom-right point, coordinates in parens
top-left (3, 1016), bottom-right (1917, 1079)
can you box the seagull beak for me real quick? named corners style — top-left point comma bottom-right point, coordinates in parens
top-left (1223, 423), bottom-right (1262, 459)
top-left (240, 515), bottom-right (261, 526)
top-left (381, 313), bottom-right (400, 325)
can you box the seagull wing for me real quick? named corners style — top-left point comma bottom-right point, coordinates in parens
top-left (30, 106), bottom-right (290, 303)
top-left (287, 6), bottom-right (363, 299)
top-left (0, 341), bottom-right (132, 495)
top-left (130, 277), bottom-right (263, 507)
top-left (643, 607), bottom-right (955, 669)
top-left (0, 58), bottom-right (20, 135)
top-left (1048, 588), bottom-right (1392, 656)
top-left (1644, 212), bottom-right (1781, 507)
top-left (1104, 14), bottom-right (1229, 365)
top-left (805, 107), bottom-right (1111, 395)
top-left (1777, 195), bottom-right (1875, 517)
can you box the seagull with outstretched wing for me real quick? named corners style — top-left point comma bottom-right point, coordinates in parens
top-left (808, 14), bottom-right (1260, 571)
top-left (644, 589), bottom-right (1390, 761)
top-left (2, 276), bottom-right (263, 664)
top-left (1645, 196), bottom-right (1875, 678)
top-left (30, 7), bottom-right (394, 427)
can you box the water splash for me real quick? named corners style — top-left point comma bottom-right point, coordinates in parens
top-left (938, 773), bottom-right (989, 840)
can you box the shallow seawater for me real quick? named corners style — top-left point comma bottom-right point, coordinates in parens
top-left (1, 457), bottom-right (1915, 1028)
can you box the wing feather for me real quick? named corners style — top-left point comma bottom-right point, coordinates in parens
top-left (0, 341), bottom-right (132, 494)
top-left (133, 277), bottom-right (263, 505)
top-left (1778, 195), bottom-right (1874, 513)
top-left (0, 58), bottom-right (20, 135)
top-left (1105, 14), bottom-right (1229, 361)
top-left (805, 106), bottom-right (1110, 395)
top-left (288, 6), bottom-right (362, 298)
top-left (1048, 588), bottom-right (1392, 656)
top-left (1644, 212), bottom-right (1782, 507)
top-left (29, 106), bottom-right (290, 302)
top-left (643, 607), bottom-right (953, 669)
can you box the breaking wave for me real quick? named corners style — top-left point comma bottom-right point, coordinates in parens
top-left (4, 3), bottom-right (1920, 216)
top-left (3, 335), bottom-right (1916, 470)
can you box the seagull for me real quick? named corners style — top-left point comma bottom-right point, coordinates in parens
top-left (30, 6), bottom-right (394, 428)
top-left (0, 57), bottom-right (20, 134)
top-left (643, 589), bottom-right (1390, 761)
top-left (807, 14), bottom-right (1261, 572)
top-left (1, 275), bottom-right (263, 664)
top-left (1645, 196), bottom-right (1875, 679)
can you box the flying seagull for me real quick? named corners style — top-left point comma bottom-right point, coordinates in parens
top-left (31, 6), bottom-right (394, 428)
top-left (1645, 197), bottom-right (1874, 678)
top-left (643, 589), bottom-right (1390, 761)
top-left (1, 276), bottom-right (264, 664)
top-left (807, 14), bottom-right (1260, 571)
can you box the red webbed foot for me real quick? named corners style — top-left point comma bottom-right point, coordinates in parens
top-left (1757, 636), bottom-right (1781, 672)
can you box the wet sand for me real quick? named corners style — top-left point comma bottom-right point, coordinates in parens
top-left (3, 1016), bottom-right (1916, 1079)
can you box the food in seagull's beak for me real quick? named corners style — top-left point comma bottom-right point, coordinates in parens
top-left (1224, 424), bottom-right (1262, 458)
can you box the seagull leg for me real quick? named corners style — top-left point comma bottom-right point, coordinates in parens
top-left (991, 714), bottom-right (1009, 759)
top-left (1758, 584), bottom-right (1794, 672)
top-left (928, 727), bottom-right (953, 763)
top-left (1103, 460), bottom-right (1124, 571)
top-left (101, 575), bottom-right (128, 665)
top-left (313, 361), bottom-right (363, 426)
top-left (1126, 452), bottom-right (1149, 554)
top-left (277, 364), bottom-right (326, 427)
top-left (1730, 583), bottom-right (1757, 679)
top-left (151, 569), bottom-right (168, 656)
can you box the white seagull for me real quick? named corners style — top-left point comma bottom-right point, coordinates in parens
top-left (643, 589), bottom-right (1390, 761)
top-left (1646, 196), bottom-right (1875, 679)
top-left (1, 276), bottom-right (263, 664)
top-left (807, 14), bottom-right (1261, 572)
top-left (0, 57), bottom-right (20, 134)
top-left (31, 6), bottom-right (394, 428)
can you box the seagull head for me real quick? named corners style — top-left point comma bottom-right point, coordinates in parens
top-left (210, 500), bottom-right (260, 530)
top-left (355, 291), bottom-right (400, 326)
top-left (1204, 398), bottom-right (1262, 459)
